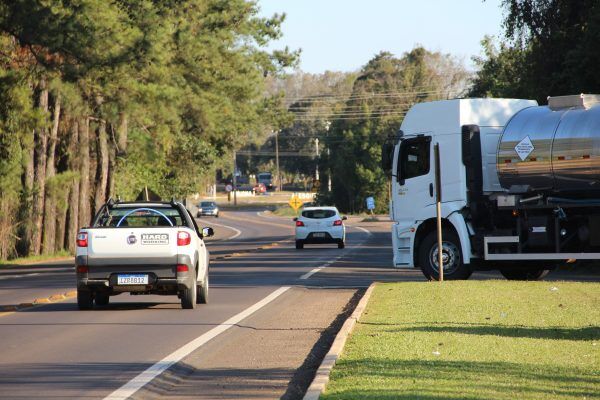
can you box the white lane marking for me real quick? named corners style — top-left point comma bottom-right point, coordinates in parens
top-left (348, 225), bottom-right (373, 236)
top-left (0, 267), bottom-right (74, 281)
top-left (199, 220), bottom-right (242, 240)
top-left (0, 273), bottom-right (41, 281)
top-left (103, 286), bottom-right (291, 400)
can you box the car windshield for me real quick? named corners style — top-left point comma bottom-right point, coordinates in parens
top-left (302, 209), bottom-right (337, 219)
top-left (94, 206), bottom-right (184, 227)
top-left (200, 202), bottom-right (215, 207)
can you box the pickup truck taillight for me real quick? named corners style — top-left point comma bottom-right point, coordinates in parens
top-left (177, 231), bottom-right (191, 246)
top-left (76, 232), bottom-right (88, 247)
top-left (333, 220), bottom-right (343, 226)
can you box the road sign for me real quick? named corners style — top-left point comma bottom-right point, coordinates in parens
top-left (366, 196), bottom-right (375, 210)
top-left (288, 196), bottom-right (303, 211)
top-left (225, 184), bottom-right (233, 192)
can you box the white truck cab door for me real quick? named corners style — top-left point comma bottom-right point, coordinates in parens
top-left (392, 135), bottom-right (435, 223)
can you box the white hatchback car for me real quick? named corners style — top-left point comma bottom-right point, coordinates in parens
top-left (294, 206), bottom-right (347, 249)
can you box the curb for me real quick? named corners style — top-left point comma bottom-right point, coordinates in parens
top-left (0, 290), bottom-right (77, 316)
top-left (303, 282), bottom-right (376, 400)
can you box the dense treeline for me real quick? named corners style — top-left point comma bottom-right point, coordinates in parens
top-left (281, 49), bottom-right (467, 213)
top-left (0, 0), bottom-right (296, 259)
top-left (470, 0), bottom-right (600, 101)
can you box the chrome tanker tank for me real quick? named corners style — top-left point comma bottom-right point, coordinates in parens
top-left (497, 94), bottom-right (600, 193)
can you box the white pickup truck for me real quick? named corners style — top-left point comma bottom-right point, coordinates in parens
top-left (75, 200), bottom-right (213, 309)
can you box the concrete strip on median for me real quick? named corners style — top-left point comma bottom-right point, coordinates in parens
top-left (303, 283), bottom-right (376, 400)
top-left (104, 286), bottom-right (292, 400)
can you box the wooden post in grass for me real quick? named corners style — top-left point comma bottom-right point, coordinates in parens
top-left (435, 143), bottom-right (443, 282)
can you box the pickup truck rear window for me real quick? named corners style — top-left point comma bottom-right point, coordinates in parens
top-left (94, 207), bottom-right (184, 227)
top-left (302, 209), bottom-right (337, 219)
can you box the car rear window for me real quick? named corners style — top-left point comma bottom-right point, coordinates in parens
top-left (94, 206), bottom-right (184, 227)
top-left (200, 202), bottom-right (215, 207)
top-left (301, 209), bottom-right (337, 219)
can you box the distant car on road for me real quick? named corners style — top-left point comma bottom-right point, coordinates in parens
top-left (257, 172), bottom-right (274, 191)
top-left (253, 182), bottom-right (267, 194)
top-left (75, 200), bottom-right (213, 310)
top-left (294, 206), bottom-right (346, 249)
top-left (197, 201), bottom-right (219, 218)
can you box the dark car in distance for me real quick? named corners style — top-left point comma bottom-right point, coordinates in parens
top-left (197, 201), bottom-right (219, 218)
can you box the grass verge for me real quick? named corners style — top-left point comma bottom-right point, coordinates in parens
top-left (323, 281), bottom-right (600, 400)
top-left (0, 250), bottom-right (72, 267)
top-left (272, 206), bottom-right (300, 217)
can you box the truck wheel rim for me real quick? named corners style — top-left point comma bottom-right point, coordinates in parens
top-left (429, 241), bottom-right (460, 274)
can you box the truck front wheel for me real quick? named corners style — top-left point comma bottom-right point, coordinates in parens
top-left (418, 230), bottom-right (472, 280)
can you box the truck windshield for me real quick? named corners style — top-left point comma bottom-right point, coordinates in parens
top-left (94, 206), bottom-right (184, 228)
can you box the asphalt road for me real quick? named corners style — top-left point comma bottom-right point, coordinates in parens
top-left (0, 210), bottom-right (597, 399)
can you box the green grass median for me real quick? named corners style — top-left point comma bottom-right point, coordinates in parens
top-left (323, 281), bottom-right (599, 400)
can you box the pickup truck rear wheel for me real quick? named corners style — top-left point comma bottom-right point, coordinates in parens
top-left (77, 289), bottom-right (93, 310)
top-left (418, 230), bottom-right (472, 280)
top-left (95, 293), bottom-right (110, 306)
top-left (181, 282), bottom-right (197, 309)
top-left (197, 271), bottom-right (209, 304)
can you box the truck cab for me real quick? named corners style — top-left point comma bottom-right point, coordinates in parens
top-left (388, 98), bottom-right (537, 279)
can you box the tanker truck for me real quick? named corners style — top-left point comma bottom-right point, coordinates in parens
top-left (382, 94), bottom-right (600, 280)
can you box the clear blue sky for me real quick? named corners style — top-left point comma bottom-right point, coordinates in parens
top-left (257, 0), bottom-right (505, 73)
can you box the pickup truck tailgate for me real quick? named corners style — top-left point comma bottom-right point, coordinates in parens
top-left (87, 228), bottom-right (178, 265)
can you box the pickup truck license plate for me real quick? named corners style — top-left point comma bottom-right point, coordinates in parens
top-left (117, 274), bottom-right (149, 285)
top-left (313, 232), bottom-right (326, 238)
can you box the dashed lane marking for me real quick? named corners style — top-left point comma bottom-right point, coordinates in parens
top-left (103, 286), bottom-right (292, 400)
top-left (298, 225), bottom-right (372, 280)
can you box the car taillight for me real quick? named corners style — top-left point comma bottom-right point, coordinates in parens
top-left (296, 220), bottom-right (304, 227)
top-left (177, 231), bottom-right (191, 246)
top-left (176, 264), bottom-right (189, 272)
top-left (76, 232), bottom-right (88, 247)
top-left (333, 220), bottom-right (343, 226)
top-left (76, 265), bottom-right (88, 273)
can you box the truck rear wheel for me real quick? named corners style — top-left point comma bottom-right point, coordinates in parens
top-left (77, 289), bottom-right (94, 310)
top-left (181, 282), bottom-right (197, 309)
top-left (197, 270), bottom-right (209, 304)
top-left (500, 268), bottom-right (549, 281)
top-left (418, 230), bottom-right (472, 280)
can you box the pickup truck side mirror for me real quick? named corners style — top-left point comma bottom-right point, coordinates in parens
top-left (201, 227), bottom-right (214, 237)
top-left (293, 217), bottom-right (298, 221)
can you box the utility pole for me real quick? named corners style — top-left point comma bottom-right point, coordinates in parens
top-left (315, 137), bottom-right (320, 181)
top-left (233, 150), bottom-right (237, 206)
top-left (325, 121), bottom-right (331, 191)
top-left (275, 130), bottom-right (281, 191)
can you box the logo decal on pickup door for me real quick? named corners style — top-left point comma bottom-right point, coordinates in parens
top-left (127, 235), bottom-right (137, 245)
top-left (141, 233), bottom-right (169, 245)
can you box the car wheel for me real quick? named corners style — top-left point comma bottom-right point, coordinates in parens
top-left (338, 240), bottom-right (345, 249)
top-left (181, 282), bottom-right (197, 309)
top-left (418, 230), bottom-right (472, 280)
top-left (215, 213), bottom-right (219, 218)
top-left (95, 292), bottom-right (110, 306)
top-left (295, 240), bottom-right (304, 249)
top-left (500, 268), bottom-right (550, 281)
top-left (197, 270), bottom-right (209, 304)
top-left (196, 212), bottom-right (201, 218)
top-left (77, 289), bottom-right (94, 310)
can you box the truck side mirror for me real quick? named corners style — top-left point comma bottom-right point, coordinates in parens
top-left (381, 142), bottom-right (394, 173)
